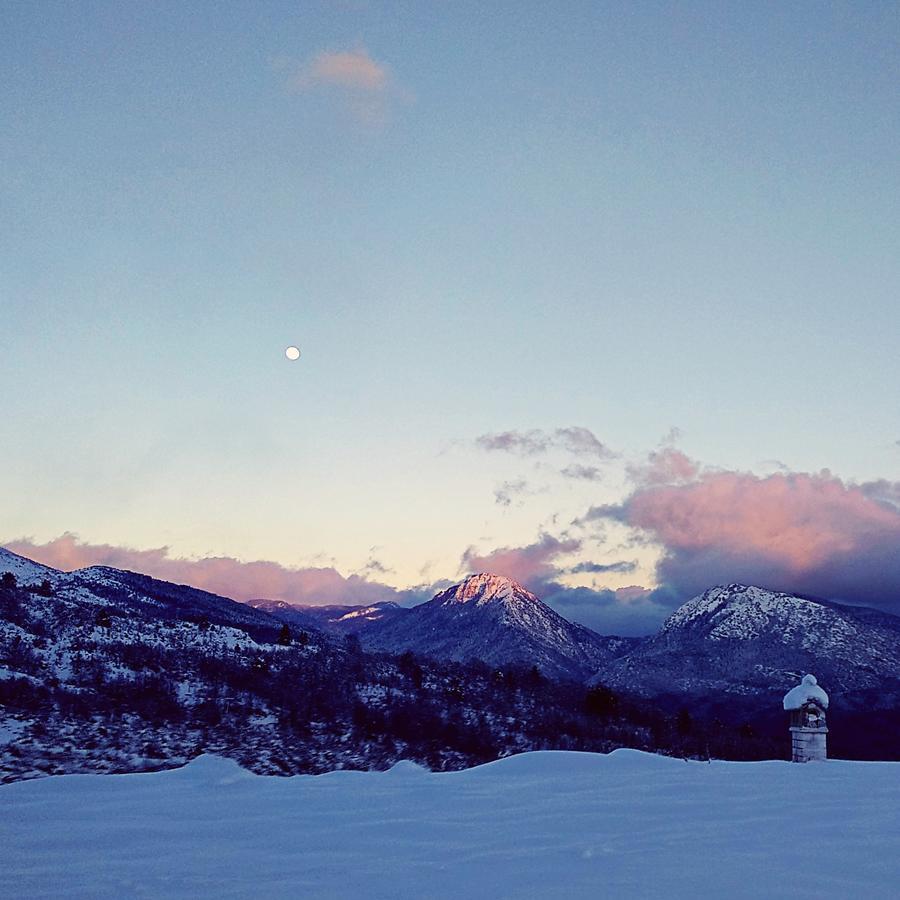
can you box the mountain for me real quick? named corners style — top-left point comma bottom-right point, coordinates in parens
top-left (0, 549), bottom-right (59, 585)
top-left (247, 599), bottom-right (324, 633)
top-left (4, 546), bottom-right (899, 774)
top-left (360, 573), bottom-right (637, 680)
top-left (592, 583), bottom-right (900, 706)
top-left (0, 546), bottom-right (288, 641)
top-left (5, 548), bottom-right (739, 782)
top-left (252, 599), bottom-right (409, 635)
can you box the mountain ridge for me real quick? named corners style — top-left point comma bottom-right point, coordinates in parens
top-left (591, 582), bottom-right (900, 703)
top-left (4, 547), bottom-right (899, 701)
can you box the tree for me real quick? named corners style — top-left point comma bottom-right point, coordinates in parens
top-left (0, 572), bottom-right (16, 590)
top-left (35, 579), bottom-right (53, 597)
top-left (585, 684), bottom-right (619, 718)
top-left (277, 623), bottom-right (292, 646)
top-left (398, 650), bottom-right (423, 689)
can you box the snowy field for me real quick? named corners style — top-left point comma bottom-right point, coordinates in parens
top-left (2, 750), bottom-right (898, 899)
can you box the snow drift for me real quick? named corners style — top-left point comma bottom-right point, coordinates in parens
top-left (2, 749), bottom-right (898, 898)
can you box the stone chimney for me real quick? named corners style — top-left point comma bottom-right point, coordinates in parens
top-left (783, 674), bottom-right (829, 762)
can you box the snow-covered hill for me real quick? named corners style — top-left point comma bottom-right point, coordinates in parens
top-left (593, 583), bottom-right (900, 702)
top-left (0, 546), bottom-right (285, 636)
top-left (362, 574), bottom-right (636, 680)
top-left (0, 548), bottom-right (59, 584)
top-left (2, 749), bottom-right (897, 899)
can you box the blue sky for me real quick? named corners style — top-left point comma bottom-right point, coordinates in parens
top-left (2, 2), bottom-right (899, 631)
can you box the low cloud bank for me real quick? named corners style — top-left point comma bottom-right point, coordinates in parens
top-left (3, 533), bottom-right (431, 608)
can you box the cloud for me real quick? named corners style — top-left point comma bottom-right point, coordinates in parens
top-left (592, 461), bottom-right (900, 613)
top-left (560, 464), bottom-right (603, 482)
top-left (3, 533), bottom-right (431, 608)
top-left (567, 560), bottom-right (637, 575)
top-left (539, 584), bottom-right (680, 637)
top-left (626, 447), bottom-right (699, 486)
top-left (493, 479), bottom-right (532, 508)
top-left (285, 46), bottom-right (402, 125)
top-left (475, 427), bottom-right (615, 461)
top-left (294, 48), bottom-right (388, 92)
top-left (460, 533), bottom-right (581, 590)
top-left (358, 557), bottom-right (393, 577)
top-left (476, 430), bottom-right (551, 456)
top-left (556, 427), bottom-right (615, 459)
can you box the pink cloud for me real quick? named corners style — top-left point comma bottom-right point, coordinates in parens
top-left (293, 48), bottom-right (389, 93)
top-left (627, 447), bottom-right (700, 486)
top-left (285, 46), bottom-right (406, 125)
top-left (461, 533), bottom-right (581, 590)
top-left (601, 467), bottom-right (900, 609)
top-left (626, 471), bottom-right (897, 570)
top-left (3, 533), bottom-right (420, 607)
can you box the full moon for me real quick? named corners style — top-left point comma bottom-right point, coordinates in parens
top-left (285, 346), bottom-right (301, 361)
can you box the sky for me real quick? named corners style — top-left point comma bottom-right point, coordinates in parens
top-left (2, 1), bottom-right (899, 634)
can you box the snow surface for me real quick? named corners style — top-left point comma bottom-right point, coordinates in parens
top-left (2, 750), bottom-right (898, 899)
top-left (783, 674), bottom-right (830, 710)
top-left (0, 546), bottom-right (61, 584)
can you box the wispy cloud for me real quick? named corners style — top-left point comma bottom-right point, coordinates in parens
top-left (560, 464), bottom-right (604, 482)
top-left (567, 560), bottom-right (637, 575)
top-left (357, 556), bottom-right (393, 577)
top-left (475, 427), bottom-right (615, 460)
top-left (282, 46), bottom-right (404, 125)
top-left (626, 446), bottom-right (699, 486)
top-left (295, 48), bottom-right (388, 92)
top-left (476, 430), bottom-right (551, 456)
top-left (493, 479), bottom-right (532, 508)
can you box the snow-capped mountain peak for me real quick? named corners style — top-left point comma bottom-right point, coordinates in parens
top-left (433, 573), bottom-right (537, 607)
top-left (361, 573), bottom-right (633, 680)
